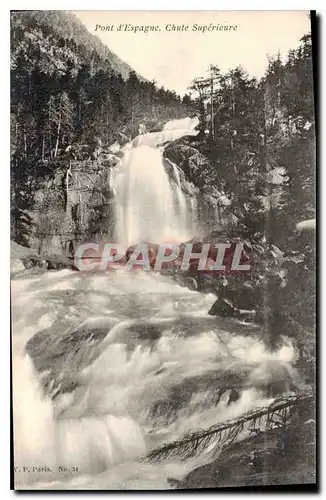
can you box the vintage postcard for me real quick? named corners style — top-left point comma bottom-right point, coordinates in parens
top-left (11, 10), bottom-right (316, 490)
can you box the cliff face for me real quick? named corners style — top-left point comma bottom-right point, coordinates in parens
top-left (16, 126), bottom-right (228, 256)
top-left (163, 139), bottom-right (232, 232)
top-left (10, 10), bottom-right (198, 255)
top-left (30, 159), bottom-right (117, 255)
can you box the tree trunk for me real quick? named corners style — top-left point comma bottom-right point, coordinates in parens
top-left (54, 115), bottom-right (61, 158)
top-left (210, 68), bottom-right (214, 139)
top-left (48, 105), bottom-right (53, 159)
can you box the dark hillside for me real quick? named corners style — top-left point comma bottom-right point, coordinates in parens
top-left (11, 10), bottom-right (140, 79)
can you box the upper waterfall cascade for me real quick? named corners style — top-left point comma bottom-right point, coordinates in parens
top-left (111, 117), bottom-right (199, 246)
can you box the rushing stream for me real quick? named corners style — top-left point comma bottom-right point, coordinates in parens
top-left (112, 117), bottom-right (199, 246)
top-left (12, 117), bottom-right (301, 490)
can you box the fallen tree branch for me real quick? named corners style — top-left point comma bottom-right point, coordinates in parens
top-left (144, 391), bottom-right (314, 463)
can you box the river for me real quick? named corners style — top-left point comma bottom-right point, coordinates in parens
top-left (11, 117), bottom-right (299, 490)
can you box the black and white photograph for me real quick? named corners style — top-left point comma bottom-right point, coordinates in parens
top-left (10, 9), bottom-right (316, 491)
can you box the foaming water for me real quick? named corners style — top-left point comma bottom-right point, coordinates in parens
top-left (112, 117), bottom-right (199, 246)
top-left (113, 146), bottom-right (192, 245)
top-left (11, 117), bottom-right (301, 489)
top-left (11, 268), bottom-right (301, 490)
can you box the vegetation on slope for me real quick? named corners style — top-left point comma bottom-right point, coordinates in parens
top-left (10, 12), bottom-right (316, 487)
top-left (10, 10), bottom-right (194, 245)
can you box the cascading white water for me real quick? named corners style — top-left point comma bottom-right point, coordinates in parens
top-left (113, 146), bottom-right (190, 246)
top-left (12, 269), bottom-right (300, 490)
top-left (169, 162), bottom-right (189, 229)
top-left (112, 117), bottom-right (199, 246)
top-left (11, 118), bottom-right (302, 490)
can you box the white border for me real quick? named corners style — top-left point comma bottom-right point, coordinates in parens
top-left (1, 2), bottom-right (324, 498)
top-left (2, 1), bottom-right (323, 10)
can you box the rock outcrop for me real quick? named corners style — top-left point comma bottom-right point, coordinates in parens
top-left (20, 150), bottom-right (119, 255)
top-left (12, 120), bottom-right (228, 260)
top-left (163, 141), bottom-right (232, 232)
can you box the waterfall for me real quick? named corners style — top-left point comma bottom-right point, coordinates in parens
top-left (11, 117), bottom-right (301, 490)
top-left (170, 161), bottom-right (188, 225)
top-left (12, 268), bottom-right (299, 490)
top-left (111, 118), bottom-right (199, 246)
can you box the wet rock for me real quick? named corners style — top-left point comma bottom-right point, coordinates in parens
top-left (100, 154), bottom-right (120, 168)
top-left (10, 245), bottom-right (72, 272)
top-left (11, 241), bottom-right (34, 259)
top-left (208, 297), bottom-right (237, 318)
top-left (183, 277), bottom-right (198, 291)
top-left (163, 143), bottom-right (199, 173)
top-left (167, 478), bottom-right (181, 489)
top-left (108, 141), bottom-right (121, 154)
top-left (11, 241), bottom-right (38, 274)
top-left (45, 255), bottom-right (71, 270)
top-left (177, 422), bottom-right (316, 489)
top-left (116, 131), bottom-right (130, 146)
top-left (26, 319), bottom-right (119, 399)
top-left (10, 258), bottom-right (25, 275)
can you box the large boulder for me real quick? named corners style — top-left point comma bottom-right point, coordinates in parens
top-left (11, 241), bottom-right (35, 260)
top-left (10, 258), bottom-right (25, 275)
top-left (99, 153), bottom-right (120, 168)
top-left (208, 297), bottom-right (237, 317)
top-left (164, 143), bottom-right (199, 164)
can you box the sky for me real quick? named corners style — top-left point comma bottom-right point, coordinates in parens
top-left (74, 11), bottom-right (311, 96)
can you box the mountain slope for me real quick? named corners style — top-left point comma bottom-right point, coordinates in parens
top-left (10, 10), bottom-right (142, 80)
